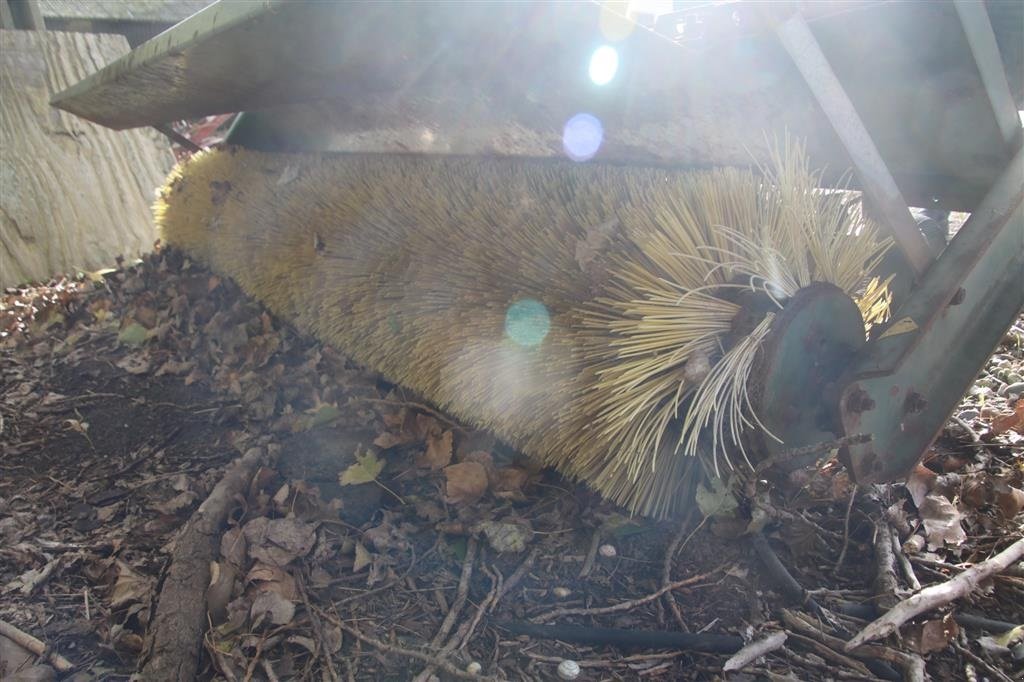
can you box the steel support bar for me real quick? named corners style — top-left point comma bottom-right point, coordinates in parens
top-left (839, 147), bottom-right (1024, 484)
top-left (773, 10), bottom-right (934, 277)
top-left (954, 0), bottom-right (1022, 149)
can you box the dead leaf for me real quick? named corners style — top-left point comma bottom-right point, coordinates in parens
top-left (991, 400), bottom-right (1024, 435)
top-left (246, 562), bottom-right (298, 600)
top-left (696, 478), bottom-right (739, 518)
top-left (493, 467), bottom-right (530, 500)
top-left (905, 464), bottom-right (936, 508)
top-left (153, 490), bottom-right (197, 515)
top-left (116, 353), bottom-right (151, 375)
top-left (918, 494), bottom-right (967, 549)
top-left (373, 431), bottom-right (410, 449)
top-left (993, 481), bottom-right (1024, 519)
top-left (339, 450), bottom-right (384, 486)
top-left (220, 527), bottom-right (248, 568)
top-left (417, 430), bottom-right (453, 469)
top-left (444, 461), bottom-right (488, 505)
top-left (110, 560), bottom-right (152, 608)
top-left (243, 517), bottom-right (318, 566)
top-left (477, 519), bottom-right (532, 553)
top-left (353, 542), bottom-right (372, 572)
top-left (156, 358), bottom-right (194, 376)
top-left (250, 590), bottom-right (295, 627)
top-left (908, 615), bottom-right (958, 654)
top-left (414, 413), bottom-right (442, 440)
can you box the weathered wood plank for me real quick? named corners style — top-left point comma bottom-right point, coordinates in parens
top-left (1, 29), bottom-right (172, 288)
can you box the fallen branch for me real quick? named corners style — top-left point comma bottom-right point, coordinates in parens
top-left (139, 447), bottom-right (265, 681)
top-left (872, 520), bottom-right (900, 610)
top-left (0, 619), bottom-right (75, 672)
top-left (846, 536), bottom-right (1024, 650)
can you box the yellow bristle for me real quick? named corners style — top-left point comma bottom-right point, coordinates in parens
top-left (156, 143), bottom-right (890, 518)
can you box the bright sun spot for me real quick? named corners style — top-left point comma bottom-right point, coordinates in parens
top-left (589, 45), bottom-right (619, 85)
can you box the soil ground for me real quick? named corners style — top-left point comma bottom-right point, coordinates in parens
top-left (2, 247), bottom-right (1022, 681)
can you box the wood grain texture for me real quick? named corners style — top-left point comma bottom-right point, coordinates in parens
top-left (1, 29), bottom-right (171, 288)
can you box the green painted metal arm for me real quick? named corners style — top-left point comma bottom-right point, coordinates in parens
top-left (839, 147), bottom-right (1024, 484)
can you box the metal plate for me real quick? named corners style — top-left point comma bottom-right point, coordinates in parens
top-left (52, 0), bottom-right (1018, 211)
top-left (750, 283), bottom-right (866, 464)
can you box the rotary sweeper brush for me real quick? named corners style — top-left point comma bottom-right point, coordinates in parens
top-left (51, 1), bottom-right (1024, 518)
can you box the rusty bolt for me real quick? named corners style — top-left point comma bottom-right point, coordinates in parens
top-left (904, 391), bottom-right (928, 415)
top-left (846, 387), bottom-right (876, 413)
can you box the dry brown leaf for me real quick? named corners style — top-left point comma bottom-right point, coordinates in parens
top-left (417, 430), bottom-right (453, 469)
top-left (414, 413), bottom-right (442, 440)
top-left (353, 542), bottom-right (372, 572)
top-left (493, 467), bottom-right (530, 500)
top-left (246, 563), bottom-right (298, 600)
top-left (220, 526), bottom-right (248, 568)
top-left (993, 482), bottom-right (1024, 519)
top-left (908, 615), bottom-right (958, 654)
top-left (991, 400), bottom-right (1024, 435)
top-left (373, 431), bottom-right (410, 449)
top-left (905, 464), bottom-right (936, 508)
top-left (243, 517), bottom-right (318, 565)
top-left (918, 494), bottom-right (966, 549)
top-left (250, 590), bottom-right (295, 626)
top-left (444, 461), bottom-right (488, 505)
top-left (110, 560), bottom-right (152, 608)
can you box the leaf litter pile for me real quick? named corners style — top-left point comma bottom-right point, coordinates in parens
top-left (1, 246), bottom-right (1022, 681)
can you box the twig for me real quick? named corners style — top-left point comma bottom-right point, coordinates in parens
top-left (723, 631), bottom-right (787, 672)
top-left (662, 512), bottom-right (703, 631)
top-left (328, 618), bottom-right (498, 681)
top-left (891, 531), bottom-right (920, 591)
top-left (785, 631), bottom-right (872, 677)
top-left (413, 537), bottom-right (479, 682)
top-left (431, 537), bottom-right (478, 647)
top-left (952, 639), bottom-right (1015, 682)
top-left (0, 619), bottom-right (75, 672)
top-left (534, 566), bottom-right (723, 623)
top-left (781, 609), bottom-right (902, 681)
top-left (492, 548), bottom-right (537, 609)
top-left (298, 574), bottom-right (339, 682)
top-left (847, 537), bottom-right (1024, 649)
top-left (833, 486), bottom-right (857, 571)
top-left (521, 650), bottom-right (685, 668)
top-left (457, 565), bottom-right (499, 651)
top-left (354, 398), bottom-right (465, 430)
top-left (502, 622), bottom-right (741, 652)
top-left (578, 527), bottom-right (602, 579)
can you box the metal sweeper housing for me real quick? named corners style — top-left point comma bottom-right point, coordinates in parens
top-left (51, 0), bottom-right (1023, 513)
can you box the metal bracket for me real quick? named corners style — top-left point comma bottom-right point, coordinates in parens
top-left (954, 0), bottom-right (1022, 149)
top-left (838, 147), bottom-right (1024, 484)
top-left (772, 9), bottom-right (933, 277)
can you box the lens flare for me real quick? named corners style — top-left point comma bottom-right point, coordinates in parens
top-left (505, 298), bottom-right (550, 347)
top-left (562, 113), bottom-right (603, 162)
top-left (589, 45), bottom-right (619, 85)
